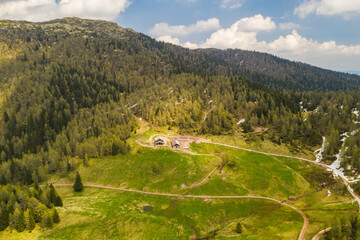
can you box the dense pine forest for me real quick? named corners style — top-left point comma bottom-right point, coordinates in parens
top-left (0, 18), bottom-right (360, 233)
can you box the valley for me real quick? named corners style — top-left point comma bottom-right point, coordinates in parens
top-left (1, 122), bottom-right (358, 239)
top-left (0, 18), bottom-right (360, 239)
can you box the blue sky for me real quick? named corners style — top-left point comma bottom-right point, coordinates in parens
top-left (1, 0), bottom-right (360, 72)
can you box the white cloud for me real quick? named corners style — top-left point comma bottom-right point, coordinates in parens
top-left (0, 0), bottom-right (131, 21)
top-left (220, 0), bottom-right (246, 9)
top-left (294, 0), bottom-right (360, 18)
top-left (149, 18), bottom-right (220, 37)
top-left (155, 14), bottom-right (360, 71)
top-left (232, 14), bottom-right (276, 32)
top-left (278, 22), bottom-right (301, 30)
top-left (156, 35), bottom-right (199, 49)
top-left (156, 35), bottom-right (181, 45)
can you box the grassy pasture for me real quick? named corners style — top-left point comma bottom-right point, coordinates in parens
top-left (2, 187), bottom-right (302, 240)
top-left (2, 134), bottom-right (358, 239)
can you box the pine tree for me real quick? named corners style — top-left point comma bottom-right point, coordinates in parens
top-left (73, 172), bottom-right (83, 192)
top-left (49, 184), bottom-right (57, 204)
top-left (235, 222), bottom-right (242, 234)
top-left (54, 196), bottom-right (63, 207)
top-left (24, 209), bottom-right (35, 231)
top-left (0, 207), bottom-right (9, 231)
top-left (14, 208), bottom-right (25, 232)
top-left (40, 211), bottom-right (53, 229)
top-left (52, 208), bottom-right (60, 223)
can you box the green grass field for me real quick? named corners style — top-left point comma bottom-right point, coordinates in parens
top-left (189, 142), bottom-right (358, 238)
top-left (0, 187), bottom-right (303, 240)
top-left (71, 147), bottom-right (218, 194)
top-left (1, 131), bottom-right (358, 239)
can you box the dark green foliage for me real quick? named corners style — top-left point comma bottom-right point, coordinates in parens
top-left (235, 222), bottom-right (242, 233)
top-left (15, 209), bottom-right (25, 232)
top-left (0, 184), bottom-right (62, 232)
top-left (73, 172), bottom-right (83, 192)
top-left (52, 208), bottom-right (60, 223)
top-left (24, 209), bottom-right (35, 231)
top-left (0, 207), bottom-right (9, 231)
top-left (324, 214), bottom-right (360, 239)
top-left (40, 211), bottom-right (53, 229)
top-left (49, 184), bottom-right (63, 206)
top-left (55, 196), bottom-right (63, 207)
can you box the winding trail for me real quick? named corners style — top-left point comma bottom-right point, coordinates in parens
top-left (210, 142), bottom-right (360, 210)
top-left (311, 228), bottom-right (331, 240)
top-left (54, 183), bottom-right (308, 240)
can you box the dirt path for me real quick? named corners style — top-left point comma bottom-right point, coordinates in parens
top-left (133, 133), bottom-right (360, 239)
top-left (312, 227), bottom-right (331, 240)
top-left (54, 183), bottom-right (308, 240)
top-left (185, 166), bottom-right (220, 190)
top-left (210, 142), bottom-right (360, 210)
top-left (140, 134), bottom-right (360, 209)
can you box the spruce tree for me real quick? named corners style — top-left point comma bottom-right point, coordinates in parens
top-left (52, 208), bottom-right (60, 223)
top-left (0, 207), bottom-right (9, 231)
top-left (24, 209), bottom-right (35, 231)
top-left (14, 208), bottom-right (25, 232)
top-left (40, 211), bottom-right (53, 229)
top-left (73, 172), bottom-right (83, 192)
top-left (54, 196), bottom-right (63, 207)
top-left (235, 222), bottom-right (242, 234)
top-left (49, 184), bottom-right (57, 203)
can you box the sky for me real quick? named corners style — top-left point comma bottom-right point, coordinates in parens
top-left (0, 0), bottom-right (360, 73)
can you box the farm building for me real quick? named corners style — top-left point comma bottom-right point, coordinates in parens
top-left (154, 136), bottom-right (165, 146)
top-left (170, 138), bottom-right (180, 148)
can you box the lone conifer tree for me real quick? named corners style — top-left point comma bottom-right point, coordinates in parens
top-left (73, 172), bottom-right (83, 192)
top-left (235, 222), bottom-right (242, 234)
top-left (52, 209), bottom-right (60, 223)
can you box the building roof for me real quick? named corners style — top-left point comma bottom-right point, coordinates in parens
top-left (170, 138), bottom-right (180, 146)
top-left (154, 136), bottom-right (165, 142)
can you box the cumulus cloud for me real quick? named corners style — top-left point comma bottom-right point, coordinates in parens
top-left (278, 22), bottom-right (301, 30)
top-left (220, 0), bottom-right (246, 9)
top-left (150, 18), bottom-right (220, 37)
top-left (294, 0), bottom-right (360, 18)
top-left (0, 0), bottom-right (131, 21)
top-left (156, 35), bottom-right (181, 45)
top-left (201, 14), bottom-right (275, 49)
top-left (155, 14), bottom-right (360, 70)
top-left (232, 14), bottom-right (276, 32)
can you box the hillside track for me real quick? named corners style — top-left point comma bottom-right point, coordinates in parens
top-left (54, 183), bottom-right (308, 240)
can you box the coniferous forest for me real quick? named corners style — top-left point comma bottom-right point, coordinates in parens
top-left (0, 17), bottom-right (360, 235)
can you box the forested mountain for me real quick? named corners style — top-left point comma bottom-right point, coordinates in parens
top-left (0, 17), bottom-right (359, 189)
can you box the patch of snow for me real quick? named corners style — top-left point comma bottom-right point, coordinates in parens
top-left (299, 101), bottom-right (307, 112)
top-left (326, 132), bottom-right (359, 183)
top-left (353, 108), bottom-right (359, 118)
top-left (315, 136), bottom-right (326, 163)
top-left (237, 119), bottom-right (246, 125)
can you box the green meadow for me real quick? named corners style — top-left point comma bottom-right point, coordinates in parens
top-left (1, 135), bottom-right (358, 239)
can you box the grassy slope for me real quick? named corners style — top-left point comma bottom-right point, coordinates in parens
top-left (18, 187), bottom-right (302, 240)
top-left (189, 142), bottom-right (358, 238)
top-left (71, 147), bottom-right (218, 194)
top-left (1, 130), bottom-right (357, 239)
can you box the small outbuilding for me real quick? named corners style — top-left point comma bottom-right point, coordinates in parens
top-left (170, 138), bottom-right (180, 148)
top-left (154, 136), bottom-right (165, 146)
